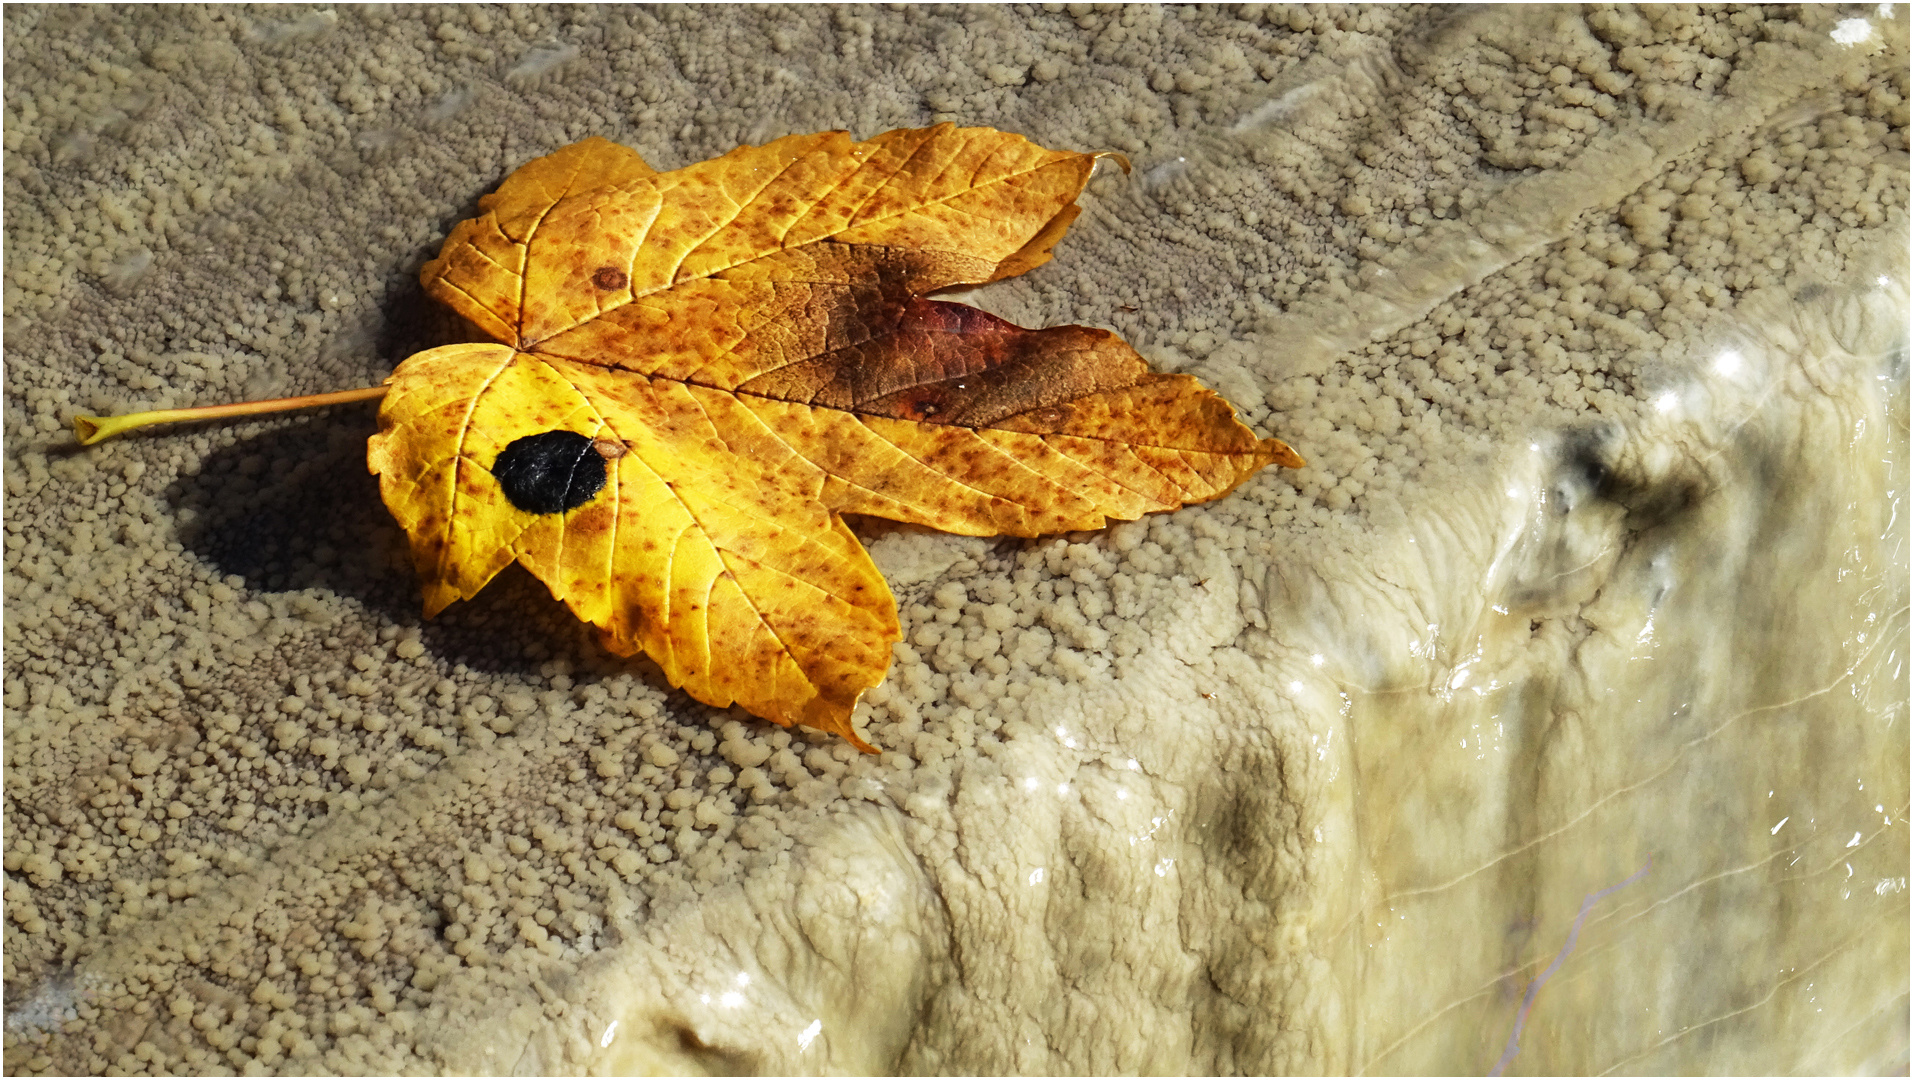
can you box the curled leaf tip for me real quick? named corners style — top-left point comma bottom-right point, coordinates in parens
top-left (1268, 439), bottom-right (1306, 470)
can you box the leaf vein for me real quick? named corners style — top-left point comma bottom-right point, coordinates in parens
top-left (446, 353), bottom-right (520, 582)
top-left (854, 418), bottom-right (1058, 513)
top-left (1050, 436), bottom-right (1183, 500)
top-left (433, 277), bottom-right (518, 337)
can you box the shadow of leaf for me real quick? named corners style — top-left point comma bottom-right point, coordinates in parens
top-left (166, 414), bottom-right (593, 676)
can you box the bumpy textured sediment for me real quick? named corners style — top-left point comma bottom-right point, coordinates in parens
top-left (3, 5), bottom-right (1906, 1075)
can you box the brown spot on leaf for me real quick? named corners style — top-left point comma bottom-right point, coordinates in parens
top-left (592, 266), bottom-right (628, 291)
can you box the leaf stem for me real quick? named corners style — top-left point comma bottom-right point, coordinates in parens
top-left (72, 385), bottom-right (390, 446)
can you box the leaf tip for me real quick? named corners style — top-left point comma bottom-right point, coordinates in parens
top-left (72, 415), bottom-right (107, 446)
top-left (420, 585), bottom-right (460, 620)
top-left (799, 693), bottom-right (883, 755)
top-left (1265, 438), bottom-right (1305, 470)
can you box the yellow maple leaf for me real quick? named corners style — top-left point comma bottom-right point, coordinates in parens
top-left (365, 124), bottom-right (1302, 751)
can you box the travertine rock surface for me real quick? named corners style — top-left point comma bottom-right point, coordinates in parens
top-left (4, 5), bottom-right (1905, 1074)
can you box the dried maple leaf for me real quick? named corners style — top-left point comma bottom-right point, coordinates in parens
top-left (365, 124), bottom-right (1302, 751)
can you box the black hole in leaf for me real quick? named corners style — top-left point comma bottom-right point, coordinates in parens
top-left (492, 430), bottom-right (606, 514)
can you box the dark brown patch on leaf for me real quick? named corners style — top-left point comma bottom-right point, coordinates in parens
top-left (492, 430), bottom-right (607, 514)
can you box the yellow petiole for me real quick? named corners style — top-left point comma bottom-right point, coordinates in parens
top-left (72, 385), bottom-right (390, 446)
